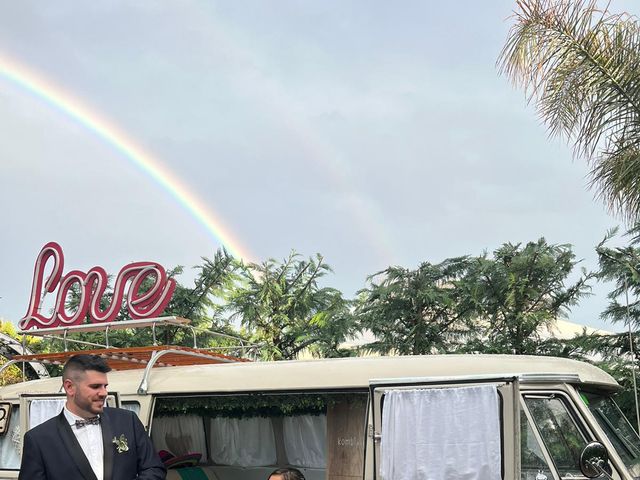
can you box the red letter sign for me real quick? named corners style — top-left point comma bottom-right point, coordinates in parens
top-left (19, 242), bottom-right (177, 330)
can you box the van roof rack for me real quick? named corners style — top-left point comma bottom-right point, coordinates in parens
top-left (9, 345), bottom-right (250, 371)
top-left (5, 316), bottom-right (259, 392)
top-left (16, 317), bottom-right (260, 357)
top-left (8, 345), bottom-right (251, 395)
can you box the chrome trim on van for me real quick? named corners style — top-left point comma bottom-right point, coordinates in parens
top-left (137, 349), bottom-right (237, 394)
top-left (369, 373), bottom-right (582, 388)
top-left (519, 373), bottom-right (581, 383)
top-left (369, 373), bottom-right (518, 388)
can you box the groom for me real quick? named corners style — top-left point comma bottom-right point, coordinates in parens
top-left (19, 354), bottom-right (166, 480)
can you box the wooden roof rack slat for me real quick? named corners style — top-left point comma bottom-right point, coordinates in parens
top-left (9, 346), bottom-right (251, 395)
top-left (12, 346), bottom-right (249, 371)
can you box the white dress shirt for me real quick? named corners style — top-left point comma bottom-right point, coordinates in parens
top-left (63, 406), bottom-right (104, 480)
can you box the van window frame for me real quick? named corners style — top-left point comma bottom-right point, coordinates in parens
top-left (149, 388), bottom-right (369, 472)
top-left (521, 389), bottom-right (622, 480)
top-left (20, 391), bottom-right (120, 435)
top-left (369, 375), bottom-right (519, 480)
top-left (0, 402), bottom-right (21, 471)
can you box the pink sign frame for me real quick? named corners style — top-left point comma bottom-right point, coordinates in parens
top-left (19, 242), bottom-right (177, 330)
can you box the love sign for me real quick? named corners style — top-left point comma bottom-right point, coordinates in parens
top-left (19, 242), bottom-right (177, 330)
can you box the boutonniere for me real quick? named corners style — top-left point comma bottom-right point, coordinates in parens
top-left (112, 434), bottom-right (129, 453)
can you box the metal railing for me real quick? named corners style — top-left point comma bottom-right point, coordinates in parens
top-left (0, 317), bottom-right (263, 383)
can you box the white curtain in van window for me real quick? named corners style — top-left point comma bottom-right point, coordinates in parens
top-left (151, 415), bottom-right (208, 462)
top-left (29, 399), bottom-right (66, 429)
top-left (380, 385), bottom-right (501, 480)
top-left (208, 417), bottom-right (276, 467)
top-left (283, 414), bottom-right (326, 468)
top-left (120, 402), bottom-right (140, 415)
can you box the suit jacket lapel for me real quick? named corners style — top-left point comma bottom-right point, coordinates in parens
top-left (101, 410), bottom-right (114, 480)
top-left (56, 412), bottom-right (98, 480)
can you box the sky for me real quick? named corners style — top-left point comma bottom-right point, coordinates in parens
top-left (0, 0), bottom-right (636, 332)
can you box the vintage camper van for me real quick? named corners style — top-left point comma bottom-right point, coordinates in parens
top-left (0, 352), bottom-right (636, 479)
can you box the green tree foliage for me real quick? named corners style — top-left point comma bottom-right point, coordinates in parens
top-left (226, 252), bottom-right (354, 360)
top-left (65, 249), bottom-right (245, 351)
top-left (356, 240), bottom-right (591, 356)
top-left (0, 320), bottom-right (44, 385)
top-left (500, 0), bottom-right (640, 222)
top-left (595, 225), bottom-right (640, 422)
top-left (596, 226), bottom-right (640, 327)
top-left (540, 329), bottom-right (616, 361)
top-left (355, 257), bottom-right (477, 355)
top-left (158, 250), bottom-right (243, 348)
top-left (562, 328), bottom-right (640, 427)
top-left (598, 357), bottom-right (640, 428)
top-left (463, 239), bottom-right (593, 354)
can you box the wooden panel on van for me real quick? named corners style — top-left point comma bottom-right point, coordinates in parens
top-left (326, 397), bottom-right (366, 480)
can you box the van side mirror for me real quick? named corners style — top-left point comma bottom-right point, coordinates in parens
top-left (579, 442), bottom-right (613, 478)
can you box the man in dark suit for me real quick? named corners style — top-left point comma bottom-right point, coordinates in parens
top-left (19, 354), bottom-right (166, 480)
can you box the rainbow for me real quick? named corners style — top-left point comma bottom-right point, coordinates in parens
top-left (0, 52), bottom-right (254, 261)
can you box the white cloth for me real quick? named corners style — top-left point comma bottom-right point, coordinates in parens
top-left (282, 415), bottom-right (326, 468)
top-left (208, 417), bottom-right (276, 467)
top-left (380, 385), bottom-right (502, 480)
top-left (63, 406), bottom-right (104, 480)
top-left (121, 402), bottom-right (141, 415)
top-left (151, 415), bottom-right (208, 462)
top-left (29, 398), bottom-right (66, 429)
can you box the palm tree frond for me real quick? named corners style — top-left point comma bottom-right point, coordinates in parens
top-left (499, 0), bottom-right (640, 222)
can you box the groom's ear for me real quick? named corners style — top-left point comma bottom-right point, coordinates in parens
top-left (62, 378), bottom-right (75, 396)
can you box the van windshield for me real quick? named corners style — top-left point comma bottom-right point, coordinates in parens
top-left (581, 391), bottom-right (640, 477)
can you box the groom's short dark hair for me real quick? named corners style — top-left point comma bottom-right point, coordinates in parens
top-left (63, 354), bottom-right (112, 380)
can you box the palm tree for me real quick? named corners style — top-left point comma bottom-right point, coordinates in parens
top-left (499, 0), bottom-right (640, 222)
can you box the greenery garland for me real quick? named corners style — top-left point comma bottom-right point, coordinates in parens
top-left (155, 392), bottom-right (367, 419)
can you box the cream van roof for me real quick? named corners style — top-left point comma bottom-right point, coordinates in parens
top-left (0, 354), bottom-right (618, 400)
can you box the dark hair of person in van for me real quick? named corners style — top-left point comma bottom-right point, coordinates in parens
top-left (268, 467), bottom-right (306, 480)
top-left (62, 354), bottom-right (112, 381)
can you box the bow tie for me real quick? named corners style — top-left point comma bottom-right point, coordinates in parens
top-left (74, 416), bottom-right (100, 428)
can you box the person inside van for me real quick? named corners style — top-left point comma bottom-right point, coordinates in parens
top-left (268, 467), bottom-right (306, 480)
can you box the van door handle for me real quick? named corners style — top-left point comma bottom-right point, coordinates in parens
top-left (368, 425), bottom-right (381, 442)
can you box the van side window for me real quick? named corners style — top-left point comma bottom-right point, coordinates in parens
top-left (378, 386), bottom-right (502, 479)
top-left (151, 392), bottom-right (367, 479)
top-left (121, 401), bottom-right (140, 415)
top-left (520, 407), bottom-right (553, 480)
top-left (0, 406), bottom-right (20, 470)
top-left (523, 395), bottom-right (588, 478)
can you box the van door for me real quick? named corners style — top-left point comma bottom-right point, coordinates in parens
top-left (370, 375), bottom-right (519, 480)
